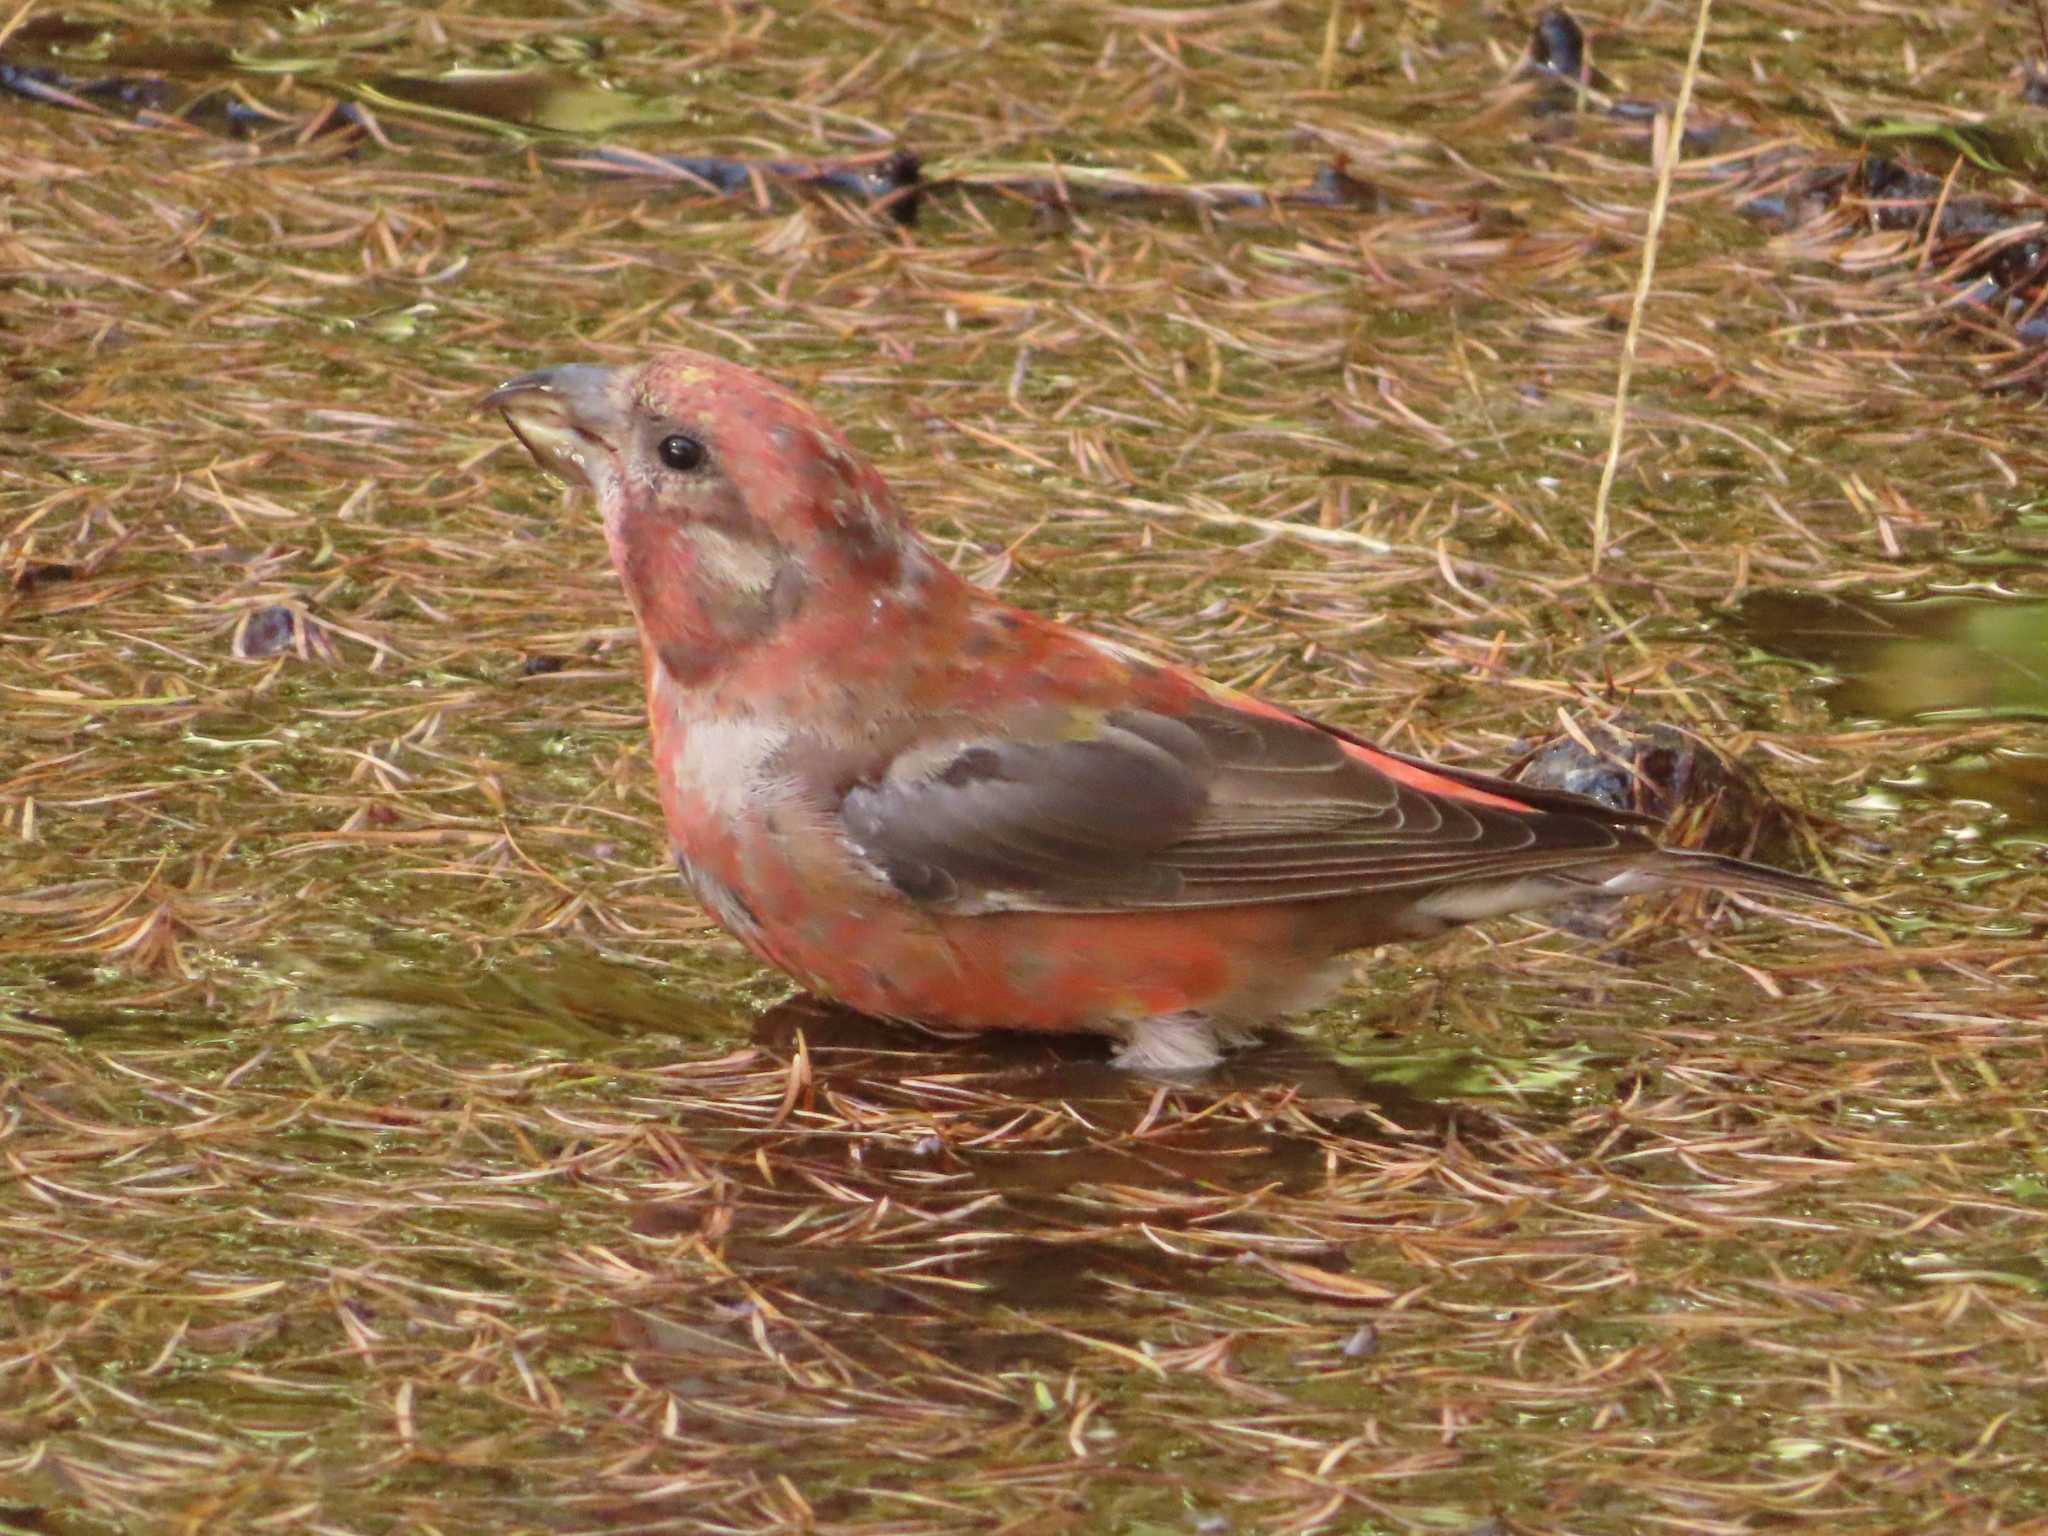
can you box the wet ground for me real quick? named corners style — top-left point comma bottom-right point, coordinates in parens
top-left (4, 2), bottom-right (2048, 1532)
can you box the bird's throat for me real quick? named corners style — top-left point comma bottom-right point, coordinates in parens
top-left (609, 510), bottom-right (808, 687)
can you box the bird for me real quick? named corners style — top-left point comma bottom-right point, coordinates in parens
top-left (483, 350), bottom-right (1839, 1071)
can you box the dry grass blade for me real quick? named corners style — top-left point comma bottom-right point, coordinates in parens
top-left (1590, 0), bottom-right (1715, 574)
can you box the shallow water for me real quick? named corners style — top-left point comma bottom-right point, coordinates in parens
top-left (5, 1), bottom-right (2048, 1532)
top-left (1741, 590), bottom-right (2048, 724)
top-left (1742, 590), bottom-right (2048, 839)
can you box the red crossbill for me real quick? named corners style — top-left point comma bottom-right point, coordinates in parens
top-left (485, 352), bottom-right (1836, 1071)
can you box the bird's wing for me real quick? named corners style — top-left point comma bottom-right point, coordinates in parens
top-left (838, 698), bottom-right (1660, 914)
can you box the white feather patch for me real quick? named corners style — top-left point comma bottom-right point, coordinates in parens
top-left (662, 710), bottom-right (789, 822)
top-left (1114, 1013), bottom-right (1225, 1073)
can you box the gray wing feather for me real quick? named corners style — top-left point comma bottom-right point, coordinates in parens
top-left (839, 703), bottom-right (1647, 913)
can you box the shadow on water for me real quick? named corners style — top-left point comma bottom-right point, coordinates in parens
top-left (217, 961), bottom-right (1598, 1384)
top-left (749, 992), bottom-right (1466, 1145)
top-left (1739, 589), bottom-right (2048, 831)
top-left (667, 999), bottom-right (1561, 1360)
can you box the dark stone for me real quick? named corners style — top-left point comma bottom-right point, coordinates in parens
top-left (236, 605), bottom-right (301, 659)
top-left (1511, 712), bottom-right (1804, 869)
top-left (1530, 7), bottom-right (1585, 78)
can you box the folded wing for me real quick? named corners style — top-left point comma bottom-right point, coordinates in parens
top-left (839, 701), bottom-right (1660, 914)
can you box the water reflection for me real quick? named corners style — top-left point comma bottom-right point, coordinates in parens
top-left (1740, 590), bottom-right (2048, 723)
top-left (611, 996), bottom-right (1465, 1385)
top-left (1740, 589), bottom-right (2048, 833)
top-left (266, 956), bottom-right (1619, 1391)
top-left (359, 71), bottom-right (683, 135)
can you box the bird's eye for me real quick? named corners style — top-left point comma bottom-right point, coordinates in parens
top-left (658, 434), bottom-right (706, 472)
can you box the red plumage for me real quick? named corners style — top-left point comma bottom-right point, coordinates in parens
top-left (486, 351), bottom-right (1835, 1070)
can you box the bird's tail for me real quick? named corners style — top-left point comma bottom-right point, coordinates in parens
top-left (1644, 848), bottom-right (1851, 908)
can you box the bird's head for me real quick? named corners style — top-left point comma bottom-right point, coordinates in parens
top-left (486, 350), bottom-right (939, 683)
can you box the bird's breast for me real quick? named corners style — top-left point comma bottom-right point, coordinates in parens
top-left (652, 704), bottom-right (794, 827)
top-left (648, 692), bottom-right (882, 914)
